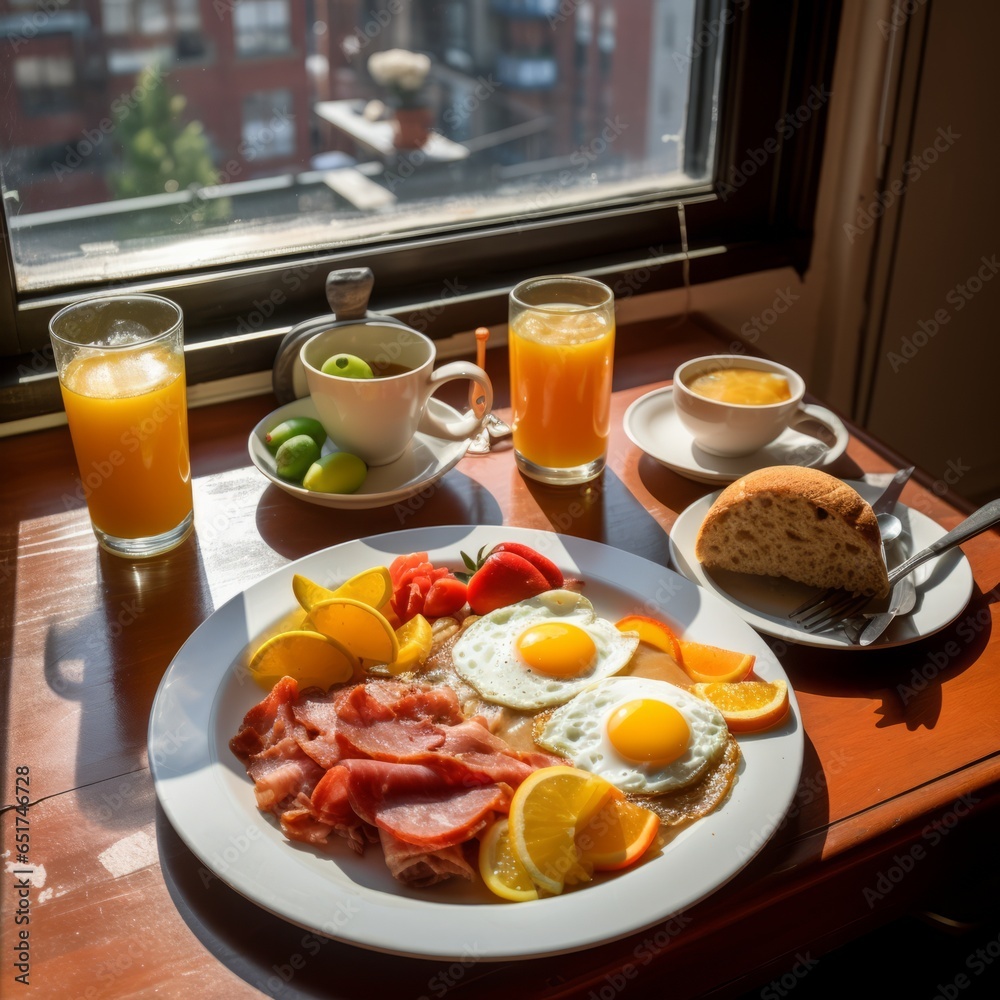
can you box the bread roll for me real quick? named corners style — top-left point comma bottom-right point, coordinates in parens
top-left (695, 466), bottom-right (890, 597)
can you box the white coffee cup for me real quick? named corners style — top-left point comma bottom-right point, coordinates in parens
top-left (301, 321), bottom-right (493, 466)
top-left (673, 355), bottom-right (817, 457)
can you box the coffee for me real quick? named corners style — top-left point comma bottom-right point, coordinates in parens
top-left (368, 360), bottom-right (412, 378)
top-left (686, 368), bottom-right (791, 406)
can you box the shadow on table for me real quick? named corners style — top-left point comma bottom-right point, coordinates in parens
top-left (254, 469), bottom-right (503, 562)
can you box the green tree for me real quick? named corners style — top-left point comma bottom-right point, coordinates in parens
top-left (113, 65), bottom-right (228, 224)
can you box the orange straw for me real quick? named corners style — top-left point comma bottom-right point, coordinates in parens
top-left (471, 326), bottom-right (490, 417)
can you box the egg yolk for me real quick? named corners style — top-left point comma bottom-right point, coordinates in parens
top-left (516, 622), bottom-right (596, 677)
top-left (607, 699), bottom-right (690, 765)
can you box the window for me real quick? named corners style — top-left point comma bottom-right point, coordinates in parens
top-left (0, 0), bottom-right (842, 422)
top-left (242, 90), bottom-right (296, 159)
top-left (234, 0), bottom-right (292, 57)
top-left (14, 55), bottom-right (75, 115)
top-left (102, 0), bottom-right (200, 36)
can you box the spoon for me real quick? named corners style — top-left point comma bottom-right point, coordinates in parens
top-left (467, 327), bottom-right (512, 455)
top-left (877, 511), bottom-right (903, 543)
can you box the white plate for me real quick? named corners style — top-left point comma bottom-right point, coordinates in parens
top-left (248, 397), bottom-right (470, 509)
top-left (668, 482), bottom-right (974, 649)
top-left (623, 385), bottom-right (850, 485)
top-left (149, 526), bottom-right (803, 961)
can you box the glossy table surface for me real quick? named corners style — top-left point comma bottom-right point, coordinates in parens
top-left (2, 318), bottom-right (998, 999)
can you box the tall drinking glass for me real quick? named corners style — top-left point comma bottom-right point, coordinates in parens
top-left (509, 275), bottom-right (616, 485)
top-left (49, 294), bottom-right (194, 558)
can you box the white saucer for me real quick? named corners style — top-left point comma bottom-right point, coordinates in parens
top-left (668, 481), bottom-right (974, 649)
top-left (623, 385), bottom-right (850, 485)
top-left (248, 396), bottom-right (471, 510)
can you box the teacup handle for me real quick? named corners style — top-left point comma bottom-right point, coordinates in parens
top-left (418, 362), bottom-right (493, 441)
top-left (787, 403), bottom-right (851, 452)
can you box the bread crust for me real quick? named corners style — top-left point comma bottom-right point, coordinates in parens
top-left (695, 466), bottom-right (890, 598)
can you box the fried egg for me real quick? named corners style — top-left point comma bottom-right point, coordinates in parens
top-left (451, 590), bottom-right (639, 711)
top-left (535, 676), bottom-right (729, 795)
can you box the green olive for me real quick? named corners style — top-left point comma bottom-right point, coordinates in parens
top-left (265, 416), bottom-right (327, 453)
top-left (302, 452), bottom-right (367, 494)
top-left (321, 353), bottom-right (374, 379)
top-left (275, 434), bottom-right (321, 481)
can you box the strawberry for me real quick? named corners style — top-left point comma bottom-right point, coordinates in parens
top-left (422, 575), bottom-right (468, 618)
top-left (389, 552), bottom-right (467, 622)
top-left (489, 542), bottom-right (564, 589)
top-left (464, 551), bottom-right (550, 615)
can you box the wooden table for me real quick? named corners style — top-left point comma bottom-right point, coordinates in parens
top-left (3, 318), bottom-right (998, 998)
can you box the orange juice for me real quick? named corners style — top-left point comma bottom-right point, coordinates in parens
top-left (60, 346), bottom-right (192, 540)
top-left (509, 307), bottom-right (615, 469)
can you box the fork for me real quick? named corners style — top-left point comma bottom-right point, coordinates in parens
top-left (791, 497), bottom-right (1000, 634)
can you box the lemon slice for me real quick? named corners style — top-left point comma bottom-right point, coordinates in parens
top-left (247, 630), bottom-right (357, 691)
top-left (306, 597), bottom-right (399, 664)
top-left (384, 614), bottom-right (434, 675)
top-left (507, 766), bottom-right (616, 895)
top-left (478, 817), bottom-right (539, 902)
top-left (292, 566), bottom-right (392, 613)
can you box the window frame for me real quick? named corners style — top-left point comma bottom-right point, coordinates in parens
top-left (0, 0), bottom-right (842, 422)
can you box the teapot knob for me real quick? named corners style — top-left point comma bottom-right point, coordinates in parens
top-left (325, 268), bottom-right (374, 320)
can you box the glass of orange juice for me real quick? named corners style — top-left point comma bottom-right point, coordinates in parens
top-left (49, 294), bottom-right (194, 558)
top-left (509, 275), bottom-right (615, 485)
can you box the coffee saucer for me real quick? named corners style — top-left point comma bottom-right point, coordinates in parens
top-left (623, 385), bottom-right (849, 485)
top-left (248, 397), bottom-right (471, 509)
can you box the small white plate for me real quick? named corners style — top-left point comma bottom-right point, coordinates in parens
top-left (248, 396), bottom-right (471, 510)
top-left (623, 385), bottom-right (850, 485)
top-left (149, 526), bottom-right (803, 960)
top-left (668, 481), bottom-right (974, 649)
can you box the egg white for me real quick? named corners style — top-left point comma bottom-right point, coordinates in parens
top-left (451, 589), bottom-right (639, 711)
top-left (536, 675), bottom-right (729, 794)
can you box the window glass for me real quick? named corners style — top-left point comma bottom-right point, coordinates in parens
top-left (1, 0), bottom-right (712, 294)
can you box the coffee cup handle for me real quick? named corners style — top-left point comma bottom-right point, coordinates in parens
top-left (418, 362), bottom-right (493, 441)
top-left (788, 403), bottom-right (850, 453)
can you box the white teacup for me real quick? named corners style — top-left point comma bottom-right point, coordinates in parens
top-left (673, 355), bottom-right (816, 457)
top-left (301, 321), bottom-right (493, 466)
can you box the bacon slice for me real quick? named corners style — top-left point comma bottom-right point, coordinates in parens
top-left (232, 677), bottom-right (549, 885)
top-left (334, 758), bottom-right (511, 850)
top-left (378, 831), bottom-right (476, 887)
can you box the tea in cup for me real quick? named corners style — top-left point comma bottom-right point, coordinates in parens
top-left (673, 355), bottom-right (812, 456)
top-left (301, 321), bottom-right (493, 466)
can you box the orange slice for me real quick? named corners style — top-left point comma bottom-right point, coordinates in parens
top-left (575, 789), bottom-right (660, 871)
top-left (247, 630), bottom-right (357, 691)
top-left (691, 678), bottom-right (790, 733)
top-left (507, 766), bottom-right (616, 896)
top-left (478, 817), bottom-right (539, 902)
top-left (615, 614), bottom-right (682, 662)
top-left (306, 597), bottom-right (399, 664)
top-left (292, 567), bottom-right (392, 613)
top-left (678, 640), bottom-right (755, 684)
top-left (384, 614), bottom-right (433, 675)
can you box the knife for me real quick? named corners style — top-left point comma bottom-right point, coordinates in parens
top-left (858, 575), bottom-right (917, 645)
top-left (870, 465), bottom-right (915, 517)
